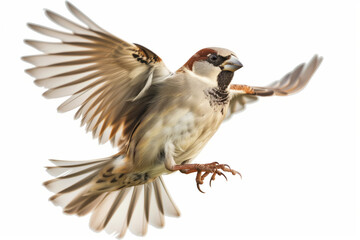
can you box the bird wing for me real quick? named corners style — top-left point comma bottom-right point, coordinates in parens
top-left (23, 2), bottom-right (172, 148)
top-left (225, 55), bottom-right (323, 119)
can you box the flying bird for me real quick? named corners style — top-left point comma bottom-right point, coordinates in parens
top-left (23, 2), bottom-right (323, 238)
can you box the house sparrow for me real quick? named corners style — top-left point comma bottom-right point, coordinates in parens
top-left (23, 2), bottom-right (323, 238)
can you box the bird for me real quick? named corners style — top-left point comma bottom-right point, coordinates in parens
top-left (22, 1), bottom-right (323, 238)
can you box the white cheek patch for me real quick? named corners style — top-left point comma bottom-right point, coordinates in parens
top-left (192, 61), bottom-right (221, 83)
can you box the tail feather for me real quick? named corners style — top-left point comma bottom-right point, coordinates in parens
top-left (90, 190), bottom-right (124, 232)
top-left (157, 177), bottom-right (180, 217)
top-left (50, 185), bottom-right (88, 208)
top-left (44, 158), bottom-right (109, 193)
top-left (46, 158), bottom-right (108, 176)
top-left (149, 180), bottom-right (165, 228)
top-left (103, 189), bottom-right (130, 229)
top-left (127, 185), bottom-right (146, 235)
top-left (45, 170), bottom-right (98, 194)
top-left (103, 188), bottom-right (133, 237)
top-left (65, 192), bottom-right (106, 216)
top-left (44, 157), bottom-right (180, 238)
top-left (77, 193), bottom-right (107, 216)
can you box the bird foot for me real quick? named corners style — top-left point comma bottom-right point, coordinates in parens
top-left (172, 162), bottom-right (241, 193)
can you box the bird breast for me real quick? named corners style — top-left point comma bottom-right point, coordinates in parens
top-left (128, 77), bottom-right (227, 173)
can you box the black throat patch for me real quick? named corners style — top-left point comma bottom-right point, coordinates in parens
top-left (203, 70), bottom-right (234, 114)
top-left (217, 70), bottom-right (234, 90)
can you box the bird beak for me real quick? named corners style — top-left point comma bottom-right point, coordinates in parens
top-left (222, 55), bottom-right (243, 72)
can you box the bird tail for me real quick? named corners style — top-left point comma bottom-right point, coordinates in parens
top-left (44, 156), bottom-right (180, 238)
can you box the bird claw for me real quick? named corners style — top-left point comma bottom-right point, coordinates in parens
top-left (192, 162), bottom-right (241, 193)
top-left (197, 182), bottom-right (205, 193)
top-left (209, 170), bottom-right (227, 187)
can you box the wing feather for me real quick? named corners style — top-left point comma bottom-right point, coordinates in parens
top-left (23, 3), bottom-right (171, 147)
top-left (24, 39), bottom-right (89, 53)
top-left (44, 9), bottom-right (97, 36)
top-left (65, 1), bottom-right (108, 33)
top-left (27, 23), bottom-right (87, 42)
top-left (227, 55), bottom-right (323, 119)
top-left (22, 54), bottom-right (90, 67)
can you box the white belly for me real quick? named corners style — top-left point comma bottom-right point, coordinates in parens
top-left (169, 108), bottom-right (225, 165)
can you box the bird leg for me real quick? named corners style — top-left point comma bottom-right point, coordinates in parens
top-left (169, 162), bottom-right (241, 193)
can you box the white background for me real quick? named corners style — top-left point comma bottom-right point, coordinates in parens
top-left (0, 0), bottom-right (358, 240)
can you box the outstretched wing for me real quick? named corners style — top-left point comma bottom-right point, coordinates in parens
top-left (226, 55), bottom-right (323, 119)
top-left (23, 2), bottom-right (172, 148)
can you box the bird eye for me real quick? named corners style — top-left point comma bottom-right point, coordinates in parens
top-left (209, 54), bottom-right (218, 62)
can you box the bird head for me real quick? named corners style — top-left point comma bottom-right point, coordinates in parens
top-left (181, 47), bottom-right (243, 90)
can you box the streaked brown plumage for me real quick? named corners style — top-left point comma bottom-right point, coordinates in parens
top-left (23, 2), bottom-right (323, 238)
